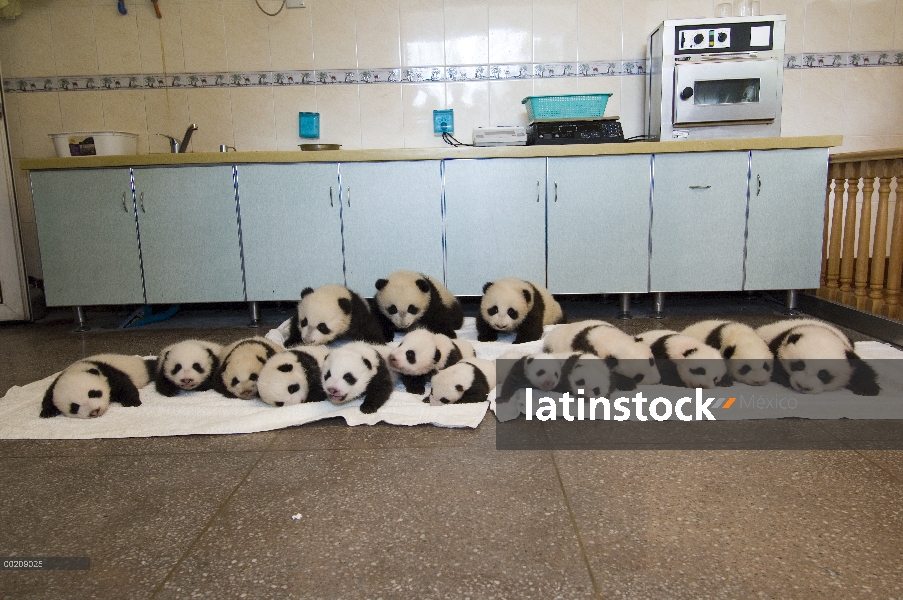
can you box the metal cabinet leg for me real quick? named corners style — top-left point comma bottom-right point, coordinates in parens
top-left (73, 306), bottom-right (89, 332)
top-left (651, 292), bottom-right (666, 319)
top-left (783, 290), bottom-right (799, 316)
top-left (616, 293), bottom-right (632, 320)
top-left (248, 301), bottom-right (262, 328)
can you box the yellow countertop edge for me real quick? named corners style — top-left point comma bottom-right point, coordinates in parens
top-left (19, 135), bottom-right (842, 171)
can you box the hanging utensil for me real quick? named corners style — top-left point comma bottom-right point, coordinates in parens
top-left (117, 0), bottom-right (127, 15)
top-left (151, 0), bottom-right (161, 18)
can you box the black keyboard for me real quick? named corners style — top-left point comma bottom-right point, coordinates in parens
top-left (528, 120), bottom-right (625, 145)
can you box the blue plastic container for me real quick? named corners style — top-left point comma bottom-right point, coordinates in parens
top-left (521, 94), bottom-right (612, 122)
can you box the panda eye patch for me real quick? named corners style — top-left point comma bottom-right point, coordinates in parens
top-left (764, 362), bottom-right (771, 371)
top-left (300, 318), bottom-right (308, 327)
top-left (790, 361), bottom-right (805, 372)
top-left (689, 367), bottom-right (706, 375)
top-left (386, 305), bottom-right (398, 315)
top-left (455, 384), bottom-right (464, 392)
top-left (537, 369), bottom-right (546, 376)
top-left (648, 358), bottom-right (654, 366)
top-left (278, 364), bottom-right (293, 373)
top-left (88, 389), bottom-right (103, 398)
top-left (231, 377), bottom-right (240, 386)
top-left (192, 362), bottom-right (204, 373)
top-left (593, 387), bottom-right (601, 395)
top-left (738, 364), bottom-right (752, 375)
top-left (170, 364), bottom-right (182, 376)
top-left (634, 374), bottom-right (644, 382)
top-left (343, 373), bottom-right (357, 385)
top-left (250, 373), bottom-right (258, 381)
top-left (817, 369), bottom-right (834, 384)
top-left (406, 350), bottom-right (416, 364)
top-left (69, 402), bottom-right (81, 415)
top-left (575, 378), bottom-right (585, 386)
top-left (408, 305), bottom-right (419, 315)
top-left (507, 308), bottom-right (519, 320)
top-left (317, 323), bottom-right (331, 335)
top-left (487, 306), bottom-right (498, 316)
top-left (324, 370), bottom-right (331, 380)
top-left (88, 368), bottom-right (100, 376)
top-left (287, 384), bottom-right (300, 394)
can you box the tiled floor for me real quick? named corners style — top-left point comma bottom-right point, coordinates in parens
top-left (2, 293), bottom-right (902, 599)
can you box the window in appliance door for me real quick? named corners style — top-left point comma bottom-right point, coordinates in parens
top-left (673, 59), bottom-right (779, 124)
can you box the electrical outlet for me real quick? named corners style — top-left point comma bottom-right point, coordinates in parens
top-left (286, 0), bottom-right (306, 8)
top-left (433, 109), bottom-right (454, 135)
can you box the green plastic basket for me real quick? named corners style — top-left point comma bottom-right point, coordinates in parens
top-left (522, 94), bottom-right (612, 122)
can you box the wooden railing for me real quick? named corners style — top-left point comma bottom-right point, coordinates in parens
top-left (817, 149), bottom-right (903, 318)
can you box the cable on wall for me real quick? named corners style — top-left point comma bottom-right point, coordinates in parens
top-left (255, 0), bottom-right (285, 17)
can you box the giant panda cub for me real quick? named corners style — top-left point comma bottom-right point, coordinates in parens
top-left (374, 270), bottom-right (464, 339)
top-left (284, 284), bottom-right (386, 347)
top-left (477, 278), bottom-right (565, 344)
top-left (498, 352), bottom-right (614, 403)
top-left (387, 328), bottom-right (475, 394)
top-left (321, 342), bottom-right (394, 413)
top-left (682, 320), bottom-right (773, 386)
top-left (635, 330), bottom-right (729, 389)
top-left (257, 346), bottom-right (331, 407)
top-left (427, 358), bottom-right (497, 406)
top-left (543, 320), bottom-right (661, 391)
top-left (40, 354), bottom-right (154, 419)
top-left (154, 339), bottom-right (223, 396)
top-left (755, 319), bottom-right (879, 396)
top-left (497, 352), bottom-right (566, 403)
top-left (214, 337), bottom-right (282, 399)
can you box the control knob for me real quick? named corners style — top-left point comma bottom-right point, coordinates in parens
top-left (679, 87), bottom-right (694, 100)
top-left (693, 33), bottom-right (704, 44)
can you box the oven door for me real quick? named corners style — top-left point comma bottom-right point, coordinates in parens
top-left (673, 59), bottom-right (780, 125)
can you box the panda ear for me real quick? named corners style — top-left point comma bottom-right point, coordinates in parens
top-left (845, 350), bottom-right (881, 396)
top-left (375, 278), bottom-right (388, 291)
top-left (40, 375), bottom-right (63, 418)
top-left (723, 345), bottom-right (736, 359)
top-left (522, 289), bottom-right (532, 304)
top-left (787, 333), bottom-right (802, 345)
top-left (482, 281), bottom-right (494, 294)
top-left (526, 356), bottom-right (534, 364)
top-left (415, 278), bottom-right (430, 293)
top-left (300, 287), bottom-right (314, 298)
top-left (338, 297), bottom-right (352, 314)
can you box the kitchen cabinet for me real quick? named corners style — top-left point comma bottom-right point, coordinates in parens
top-left (547, 155), bottom-right (652, 293)
top-left (339, 161), bottom-right (444, 291)
top-left (444, 158), bottom-right (547, 296)
top-left (132, 166), bottom-right (244, 304)
top-left (650, 151), bottom-right (749, 292)
top-left (30, 168), bottom-right (144, 306)
top-left (236, 163), bottom-right (343, 301)
top-left (744, 148), bottom-right (828, 290)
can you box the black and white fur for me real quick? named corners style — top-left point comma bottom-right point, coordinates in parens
top-left (682, 320), bottom-right (773, 386)
top-left (427, 358), bottom-right (496, 406)
top-left (387, 329), bottom-right (475, 394)
top-left (497, 352), bottom-right (566, 403)
top-left (565, 355), bottom-right (615, 399)
top-left (322, 342), bottom-right (395, 413)
top-left (499, 352), bottom-right (614, 403)
top-left (284, 284), bottom-right (386, 346)
top-left (477, 278), bottom-right (565, 344)
top-left (257, 346), bottom-right (330, 407)
top-left (543, 320), bottom-right (661, 390)
top-left (755, 319), bottom-right (880, 396)
top-left (40, 354), bottom-right (154, 419)
top-left (154, 339), bottom-right (222, 396)
top-left (635, 330), bottom-right (729, 389)
top-left (214, 337), bottom-right (282, 400)
top-left (374, 270), bottom-right (464, 339)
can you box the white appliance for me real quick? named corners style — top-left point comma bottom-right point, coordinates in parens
top-left (472, 126), bottom-right (527, 147)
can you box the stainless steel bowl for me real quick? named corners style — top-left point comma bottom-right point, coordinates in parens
top-left (299, 143), bottom-right (341, 151)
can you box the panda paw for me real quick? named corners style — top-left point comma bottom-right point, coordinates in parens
top-left (360, 404), bottom-right (377, 414)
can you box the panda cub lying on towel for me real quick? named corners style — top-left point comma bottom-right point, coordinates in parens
top-left (41, 354), bottom-right (154, 419)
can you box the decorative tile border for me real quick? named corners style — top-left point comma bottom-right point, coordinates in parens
top-left (5, 52), bottom-right (903, 93)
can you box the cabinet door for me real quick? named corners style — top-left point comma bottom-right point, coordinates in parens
top-left (744, 148), bottom-right (828, 290)
top-left (547, 155), bottom-right (651, 293)
top-left (133, 166), bottom-right (244, 303)
top-left (650, 152), bottom-right (749, 292)
top-left (30, 169), bottom-right (144, 306)
top-left (237, 163), bottom-right (343, 301)
top-left (444, 158), bottom-right (546, 296)
top-left (340, 161), bottom-right (444, 293)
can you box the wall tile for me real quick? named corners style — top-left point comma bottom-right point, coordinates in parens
top-left (618, 75), bottom-right (646, 138)
top-left (269, 4), bottom-right (314, 71)
top-left (50, 6), bottom-right (98, 76)
top-left (17, 93), bottom-right (62, 159)
top-left (577, 0), bottom-right (623, 62)
top-left (400, 0), bottom-right (446, 67)
top-left (798, 69), bottom-right (847, 136)
top-left (180, 1), bottom-right (228, 73)
top-left (488, 79), bottom-right (534, 127)
top-left (848, 0), bottom-right (895, 51)
top-left (489, 0), bottom-right (532, 64)
top-left (58, 91), bottom-right (105, 134)
top-left (445, 0), bottom-right (489, 66)
top-left (231, 87), bottom-right (277, 152)
top-left (359, 84), bottom-right (405, 149)
top-left (533, 0), bottom-right (578, 63)
top-left (667, 0), bottom-right (715, 19)
top-left (896, 0), bottom-right (903, 49)
top-left (446, 81), bottom-right (490, 142)
top-left (137, 1), bottom-right (186, 74)
top-left (760, 0), bottom-right (806, 54)
top-left (186, 88), bottom-right (234, 153)
top-left (533, 76), bottom-right (580, 97)
top-left (843, 66), bottom-right (893, 138)
top-left (273, 85), bottom-right (318, 151)
top-left (803, 0), bottom-right (852, 53)
top-left (102, 90), bottom-right (151, 154)
top-left (887, 66), bottom-right (903, 135)
top-left (225, 1), bottom-right (272, 72)
top-left (0, 7), bottom-right (55, 78)
top-left (355, 0), bottom-right (401, 69)
top-left (621, 0), bottom-right (667, 60)
top-left (93, 6), bottom-right (142, 76)
top-left (402, 82), bottom-right (446, 147)
top-left (144, 88), bottom-right (190, 154)
top-left (316, 85), bottom-right (362, 150)
top-left (312, 0), bottom-right (358, 69)
top-left (780, 69), bottom-right (801, 136)
top-left (835, 134), bottom-right (887, 153)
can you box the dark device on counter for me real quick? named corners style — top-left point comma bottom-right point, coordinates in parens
top-left (527, 119), bottom-right (625, 145)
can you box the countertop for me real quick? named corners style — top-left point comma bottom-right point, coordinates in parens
top-left (19, 135), bottom-right (842, 171)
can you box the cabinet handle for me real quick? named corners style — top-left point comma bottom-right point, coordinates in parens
top-left (554, 182), bottom-right (558, 202)
top-left (347, 186), bottom-right (351, 207)
top-left (536, 181), bottom-right (540, 203)
top-left (689, 185), bottom-right (711, 189)
top-left (329, 186), bottom-right (333, 207)
top-left (121, 191), bottom-right (128, 212)
top-left (757, 174), bottom-right (762, 196)
top-left (139, 192), bottom-right (145, 213)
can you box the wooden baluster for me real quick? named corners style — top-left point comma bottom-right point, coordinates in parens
top-left (867, 159), bottom-right (894, 313)
top-left (853, 161), bottom-right (875, 309)
top-left (884, 159), bottom-right (903, 319)
top-left (824, 163), bottom-right (846, 299)
top-left (838, 162), bottom-right (861, 301)
top-left (820, 174), bottom-right (833, 288)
